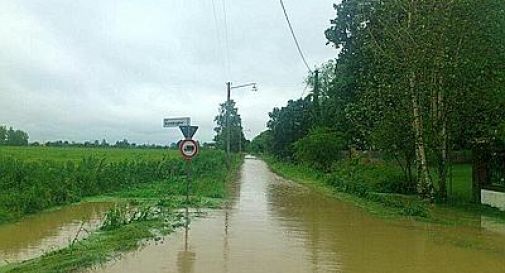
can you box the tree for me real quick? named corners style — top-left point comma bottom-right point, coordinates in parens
top-left (0, 126), bottom-right (6, 145)
top-left (5, 126), bottom-right (29, 146)
top-left (214, 100), bottom-right (246, 153)
top-left (325, 0), bottom-right (505, 199)
top-left (267, 97), bottom-right (312, 159)
top-left (250, 130), bottom-right (273, 154)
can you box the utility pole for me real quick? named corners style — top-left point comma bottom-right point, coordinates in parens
top-left (313, 69), bottom-right (320, 126)
top-left (226, 82), bottom-right (232, 158)
top-left (224, 82), bottom-right (257, 160)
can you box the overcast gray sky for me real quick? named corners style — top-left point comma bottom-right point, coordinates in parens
top-left (0, 0), bottom-right (338, 145)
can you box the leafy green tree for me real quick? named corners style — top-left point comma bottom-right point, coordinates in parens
top-left (267, 97), bottom-right (312, 159)
top-left (5, 126), bottom-right (29, 146)
top-left (325, 0), bottom-right (505, 199)
top-left (250, 130), bottom-right (273, 154)
top-left (0, 126), bottom-right (6, 145)
top-left (214, 100), bottom-right (246, 153)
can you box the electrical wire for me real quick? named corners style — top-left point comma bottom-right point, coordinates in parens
top-left (211, 0), bottom-right (222, 45)
top-left (211, 0), bottom-right (225, 76)
top-left (221, 0), bottom-right (231, 78)
top-left (279, 0), bottom-right (312, 74)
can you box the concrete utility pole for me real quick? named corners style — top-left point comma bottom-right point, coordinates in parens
top-left (225, 82), bottom-right (257, 159)
top-left (313, 69), bottom-right (320, 125)
top-left (226, 82), bottom-right (231, 157)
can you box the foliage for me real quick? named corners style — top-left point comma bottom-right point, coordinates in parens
top-left (249, 130), bottom-right (273, 154)
top-left (0, 148), bottom-right (230, 223)
top-left (255, 0), bottom-right (505, 201)
top-left (293, 127), bottom-right (346, 171)
top-left (330, 158), bottom-right (415, 195)
top-left (267, 98), bottom-right (312, 159)
top-left (266, 156), bottom-right (429, 218)
top-left (0, 125), bottom-right (29, 146)
top-left (214, 100), bottom-right (247, 153)
top-left (0, 148), bottom-right (242, 273)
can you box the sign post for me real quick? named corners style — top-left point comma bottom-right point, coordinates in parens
top-left (163, 117), bottom-right (199, 230)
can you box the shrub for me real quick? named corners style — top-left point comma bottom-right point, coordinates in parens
top-left (325, 158), bottom-right (428, 217)
top-left (293, 127), bottom-right (346, 171)
top-left (331, 157), bottom-right (415, 194)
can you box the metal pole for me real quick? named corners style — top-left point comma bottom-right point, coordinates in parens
top-left (186, 159), bottom-right (191, 205)
top-left (185, 158), bottom-right (192, 228)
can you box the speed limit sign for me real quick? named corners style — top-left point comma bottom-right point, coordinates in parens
top-left (179, 139), bottom-right (199, 160)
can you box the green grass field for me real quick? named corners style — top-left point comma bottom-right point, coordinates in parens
top-left (0, 146), bottom-right (175, 162)
top-left (429, 164), bottom-right (473, 202)
top-left (448, 164), bottom-right (473, 202)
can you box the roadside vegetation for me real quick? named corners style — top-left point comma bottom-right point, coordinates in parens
top-left (252, 0), bottom-right (505, 220)
top-left (265, 156), bottom-right (505, 225)
top-left (0, 147), bottom-right (242, 273)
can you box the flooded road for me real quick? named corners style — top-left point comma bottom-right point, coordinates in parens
top-left (91, 156), bottom-right (505, 273)
top-left (0, 202), bottom-right (112, 265)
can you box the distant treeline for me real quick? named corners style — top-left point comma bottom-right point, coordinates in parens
top-left (0, 125), bottom-right (29, 146)
top-left (39, 139), bottom-right (172, 149)
top-left (0, 124), bottom-right (180, 149)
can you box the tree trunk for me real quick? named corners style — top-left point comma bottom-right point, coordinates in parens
top-left (437, 84), bottom-right (448, 200)
top-left (410, 71), bottom-right (433, 199)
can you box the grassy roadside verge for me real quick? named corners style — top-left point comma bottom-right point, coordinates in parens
top-left (0, 154), bottom-right (242, 273)
top-left (263, 156), bottom-right (505, 225)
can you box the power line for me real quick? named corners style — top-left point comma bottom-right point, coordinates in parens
top-left (211, 0), bottom-right (225, 75)
top-left (211, 0), bottom-right (221, 44)
top-left (279, 0), bottom-right (312, 74)
top-left (221, 0), bottom-right (231, 78)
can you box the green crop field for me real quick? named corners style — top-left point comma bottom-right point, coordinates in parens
top-left (0, 146), bottom-right (176, 162)
top-left (0, 146), bottom-right (230, 224)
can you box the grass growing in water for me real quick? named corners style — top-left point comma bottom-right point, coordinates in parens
top-left (0, 149), bottom-right (242, 273)
top-left (264, 156), bottom-right (505, 224)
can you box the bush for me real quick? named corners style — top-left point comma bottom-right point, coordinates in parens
top-left (331, 157), bottom-right (415, 194)
top-left (293, 127), bottom-right (346, 171)
top-left (324, 158), bottom-right (428, 217)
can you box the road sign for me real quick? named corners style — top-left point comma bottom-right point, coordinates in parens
top-left (179, 139), bottom-right (199, 160)
top-left (179, 126), bottom-right (198, 139)
top-left (164, 117), bottom-right (190, 128)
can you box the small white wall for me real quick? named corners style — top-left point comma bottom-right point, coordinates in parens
top-left (481, 189), bottom-right (505, 211)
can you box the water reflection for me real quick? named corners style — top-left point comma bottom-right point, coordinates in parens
top-left (177, 215), bottom-right (196, 273)
top-left (90, 157), bottom-right (505, 273)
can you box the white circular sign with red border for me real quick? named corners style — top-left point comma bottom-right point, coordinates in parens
top-left (179, 139), bottom-right (199, 160)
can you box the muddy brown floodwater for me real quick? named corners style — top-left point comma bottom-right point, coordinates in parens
top-left (0, 202), bottom-right (112, 265)
top-left (87, 156), bottom-right (503, 273)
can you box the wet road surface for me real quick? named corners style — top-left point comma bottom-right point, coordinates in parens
top-left (89, 156), bottom-right (505, 273)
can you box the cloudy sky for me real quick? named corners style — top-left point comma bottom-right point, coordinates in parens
top-left (0, 0), bottom-right (338, 145)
